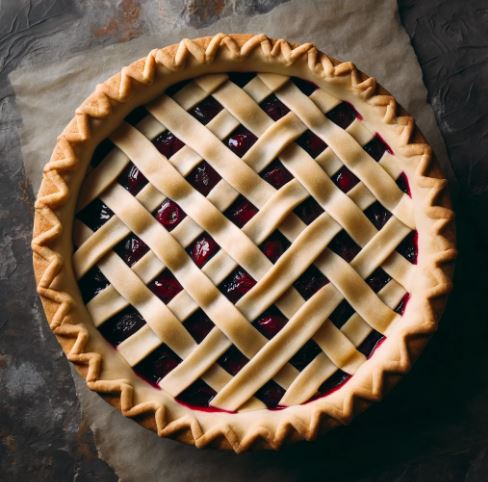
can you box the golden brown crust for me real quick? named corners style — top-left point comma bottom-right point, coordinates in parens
top-left (32, 33), bottom-right (456, 452)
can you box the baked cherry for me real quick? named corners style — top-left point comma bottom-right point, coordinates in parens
top-left (224, 195), bottom-right (258, 227)
top-left (260, 231), bottom-right (290, 263)
top-left (177, 379), bottom-right (216, 408)
top-left (154, 199), bottom-right (186, 231)
top-left (397, 230), bottom-right (418, 264)
top-left (328, 230), bottom-right (360, 262)
top-left (366, 268), bottom-right (391, 292)
top-left (186, 161), bottom-right (221, 196)
top-left (260, 159), bottom-right (293, 189)
top-left (153, 130), bottom-right (185, 158)
top-left (326, 102), bottom-right (358, 129)
top-left (218, 346), bottom-right (248, 375)
top-left (226, 125), bottom-right (257, 157)
top-left (219, 268), bottom-right (256, 303)
top-left (317, 370), bottom-right (351, 396)
top-left (117, 162), bottom-right (148, 195)
top-left (77, 198), bottom-right (114, 231)
top-left (149, 269), bottom-right (183, 304)
top-left (114, 234), bottom-right (149, 266)
top-left (363, 134), bottom-right (393, 161)
top-left (134, 344), bottom-right (181, 387)
top-left (256, 380), bottom-right (285, 409)
top-left (329, 300), bottom-right (355, 328)
top-left (395, 293), bottom-right (410, 315)
top-left (291, 77), bottom-right (318, 96)
top-left (260, 95), bottom-right (290, 121)
top-left (396, 172), bottom-right (411, 196)
top-left (190, 96), bottom-right (223, 124)
top-left (187, 233), bottom-right (219, 267)
top-left (294, 265), bottom-right (328, 299)
top-left (294, 197), bottom-right (324, 224)
top-left (358, 331), bottom-right (385, 358)
top-left (254, 311), bottom-right (288, 339)
top-left (78, 266), bottom-right (109, 303)
top-left (296, 130), bottom-right (327, 157)
top-left (332, 165), bottom-right (360, 193)
top-left (183, 310), bottom-right (214, 343)
top-left (365, 201), bottom-right (392, 230)
top-left (99, 307), bottom-right (146, 346)
top-left (290, 340), bottom-right (321, 370)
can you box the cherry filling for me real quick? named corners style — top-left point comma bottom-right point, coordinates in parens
top-left (219, 268), bottom-right (257, 303)
top-left (77, 198), bottom-right (113, 231)
top-left (317, 370), bottom-right (351, 397)
top-left (149, 269), bottom-right (183, 304)
top-left (358, 330), bottom-right (385, 358)
top-left (99, 307), bottom-right (146, 346)
top-left (296, 130), bottom-right (328, 158)
top-left (260, 159), bottom-right (293, 189)
top-left (365, 201), bottom-right (392, 230)
top-left (91, 139), bottom-right (114, 168)
top-left (363, 134), bottom-right (393, 161)
top-left (78, 267), bottom-right (109, 303)
top-left (291, 76), bottom-right (318, 96)
top-left (228, 71), bottom-right (256, 87)
top-left (183, 310), bottom-right (214, 343)
top-left (397, 230), bottom-right (418, 264)
top-left (260, 231), bottom-right (291, 263)
top-left (329, 230), bottom-right (361, 262)
top-left (153, 130), bottom-right (184, 158)
top-left (189, 96), bottom-right (223, 124)
top-left (186, 233), bottom-right (219, 267)
top-left (176, 380), bottom-right (218, 409)
top-left (154, 199), bottom-right (186, 231)
top-left (253, 310), bottom-right (288, 339)
top-left (186, 161), bottom-right (221, 196)
top-left (114, 234), bottom-right (149, 266)
top-left (326, 101), bottom-right (360, 129)
top-left (290, 340), bottom-right (322, 370)
top-left (218, 346), bottom-right (248, 376)
top-left (256, 381), bottom-right (286, 409)
top-left (294, 197), bottom-right (324, 224)
top-left (260, 94), bottom-right (290, 121)
top-left (225, 125), bottom-right (257, 157)
top-left (293, 265), bottom-right (329, 299)
top-left (118, 162), bottom-right (148, 195)
top-left (224, 195), bottom-right (258, 227)
top-left (134, 344), bottom-right (181, 387)
top-left (396, 172), bottom-right (411, 196)
top-left (331, 166), bottom-right (360, 193)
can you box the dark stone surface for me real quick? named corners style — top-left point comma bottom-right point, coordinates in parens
top-left (0, 0), bottom-right (487, 480)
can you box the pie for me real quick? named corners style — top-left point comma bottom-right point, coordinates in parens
top-left (32, 33), bottom-right (456, 452)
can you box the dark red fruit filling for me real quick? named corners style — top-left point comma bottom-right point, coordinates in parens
top-left (366, 268), bottom-right (391, 292)
top-left (114, 234), bottom-right (149, 266)
top-left (154, 198), bottom-right (186, 231)
top-left (153, 130), bottom-right (185, 158)
top-left (260, 159), bottom-right (293, 189)
top-left (395, 293), bottom-right (410, 315)
top-left (296, 130), bottom-right (327, 157)
top-left (134, 344), bottom-right (181, 387)
top-left (164, 79), bottom-right (191, 97)
top-left (187, 233), bottom-right (219, 267)
top-left (328, 230), bottom-right (360, 262)
top-left (91, 139), bottom-right (114, 168)
top-left (365, 201), bottom-right (392, 230)
top-left (99, 307), bottom-right (146, 346)
top-left (358, 330), bottom-right (385, 358)
top-left (149, 269), bottom-right (183, 304)
top-left (186, 161), bottom-right (221, 196)
top-left (316, 370), bottom-right (351, 397)
top-left (260, 94), bottom-right (290, 121)
top-left (253, 310), bottom-right (288, 339)
top-left (256, 380), bottom-right (286, 409)
top-left (329, 300), bottom-right (355, 328)
top-left (290, 340), bottom-right (321, 370)
top-left (77, 198), bottom-right (114, 231)
top-left (78, 266), bottom-right (109, 303)
top-left (291, 77), bottom-right (318, 96)
top-left (219, 268), bottom-right (256, 303)
top-left (260, 231), bottom-right (290, 263)
top-left (396, 230), bottom-right (418, 264)
top-left (294, 265), bottom-right (328, 299)
top-left (176, 380), bottom-right (217, 409)
top-left (189, 96), bottom-right (223, 124)
top-left (183, 310), bottom-right (214, 343)
top-left (396, 172), bottom-right (411, 196)
top-left (326, 102), bottom-right (358, 129)
top-left (117, 162), bottom-right (148, 195)
top-left (224, 195), bottom-right (258, 227)
top-left (225, 125), bottom-right (257, 157)
top-left (228, 72), bottom-right (256, 87)
top-left (218, 346), bottom-right (248, 376)
top-left (363, 134), bottom-right (393, 161)
top-left (125, 106), bottom-right (149, 125)
top-left (294, 197), bottom-right (324, 224)
top-left (331, 165), bottom-right (360, 193)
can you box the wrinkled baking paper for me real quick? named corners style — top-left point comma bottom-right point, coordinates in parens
top-left (10, 0), bottom-right (453, 480)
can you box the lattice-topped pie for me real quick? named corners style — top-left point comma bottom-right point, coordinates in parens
top-left (32, 34), bottom-right (456, 451)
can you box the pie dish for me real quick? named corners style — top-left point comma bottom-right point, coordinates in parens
top-left (32, 33), bottom-right (456, 452)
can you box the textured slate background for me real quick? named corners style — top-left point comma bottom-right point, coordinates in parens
top-left (1, 1), bottom-right (487, 481)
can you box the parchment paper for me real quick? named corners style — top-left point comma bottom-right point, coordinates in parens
top-left (10, 0), bottom-right (453, 480)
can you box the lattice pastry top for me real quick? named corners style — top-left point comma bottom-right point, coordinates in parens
top-left (33, 34), bottom-right (456, 452)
